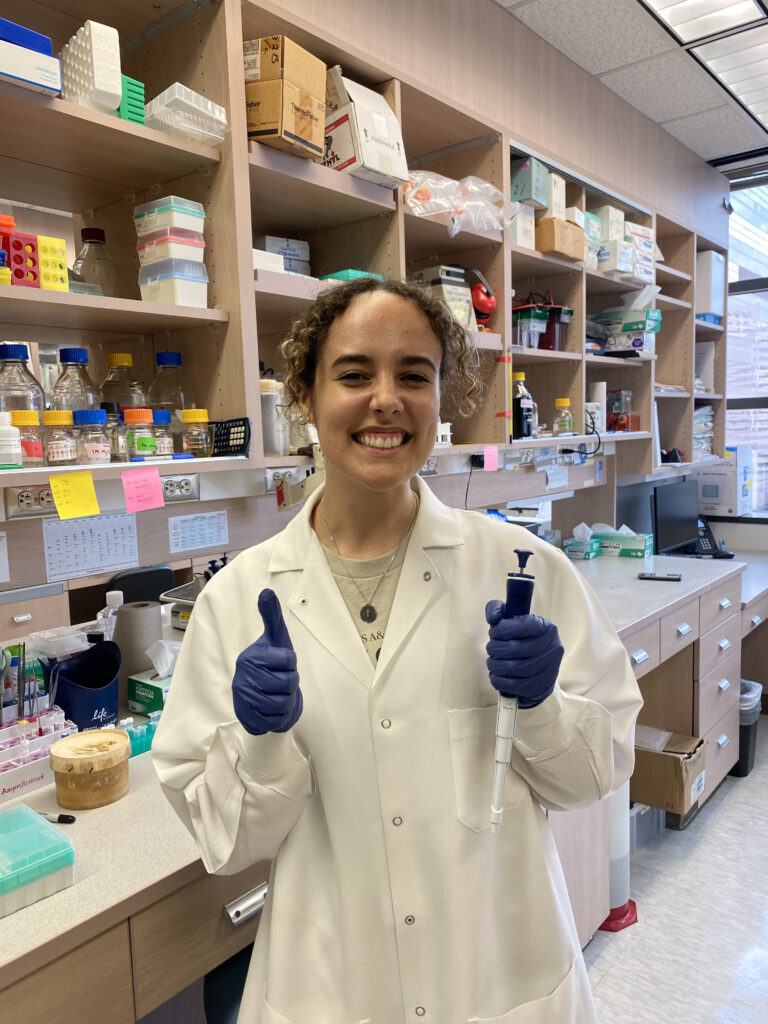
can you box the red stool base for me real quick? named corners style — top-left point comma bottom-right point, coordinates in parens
top-left (599, 899), bottom-right (637, 932)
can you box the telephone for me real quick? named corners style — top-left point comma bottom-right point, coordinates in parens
top-left (681, 519), bottom-right (734, 558)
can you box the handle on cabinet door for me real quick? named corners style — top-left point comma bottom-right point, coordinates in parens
top-left (631, 649), bottom-right (649, 665)
top-left (751, 614), bottom-right (762, 627)
top-left (224, 882), bottom-right (268, 927)
top-left (676, 622), bottom-right (692, 637)
top-left (717, 735), bottom-right (730, 749)
top-left (719, 597), bottom-right (732, 610)
top-left (717, 678), bottom-right (731, 692)
top-left (718, 638), bottom-right (732, 652)
top-left (12, 613), bottom-right (32, 624)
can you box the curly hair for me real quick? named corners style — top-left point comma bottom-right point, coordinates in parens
top-left (278, 277), bottom-right (483, 417)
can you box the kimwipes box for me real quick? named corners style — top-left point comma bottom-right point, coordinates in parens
top-left (322, 66), bottom-right (408, 189)
top-left (630, 726), bottom-right (706, 815)
top-left (245, 36), bottom-right (326, 159)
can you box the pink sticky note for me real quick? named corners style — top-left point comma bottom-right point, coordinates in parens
top-left (483, 445), bottom-right (499, 471)
top-left (121, 466), bottom-right (165, 512)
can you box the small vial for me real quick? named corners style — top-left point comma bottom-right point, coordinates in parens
top-left (553, 398), bottom-right (574, 435)
top-left (42, 410), bottom-right (77, 465)
top-left (124, 407), bottom-right (156, 459)
top-left (181, 408), bottom-right (212, 457)
top-left (101, 401), bottom-right (128, 463)
top-left (74, 409), bottom-right (111, 465)
top-left (152, 409), bottom-right (174, 456)
top-left (10, 410), bottom-right (44, 466)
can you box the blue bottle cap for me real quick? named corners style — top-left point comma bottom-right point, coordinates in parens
top-left (152, 410), bottom-right (172, 424)
top-left (155, 351), bottom-right (181, 366)
top-left (0, 343), bottom-right (30, 360)
top-left (59, 347), bottom-right (89, 364)
top-left (73, 409), bottom-right (107, 425)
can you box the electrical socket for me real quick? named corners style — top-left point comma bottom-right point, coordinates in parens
top-left (5, 484), bottom-right (57, 519)
top-left (161, 473), bottom-right (200, 502)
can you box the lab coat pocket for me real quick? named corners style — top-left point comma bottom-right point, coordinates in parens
top-left (447, 705), bottom-right (526, 831)
top-left (469, 958), bottom-right (592, 1023)
top-left (263, 999), bottom-right (370, 1024)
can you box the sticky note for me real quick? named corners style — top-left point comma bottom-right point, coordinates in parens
top-left (483, 445), bottom-right (499, 471)
top-left (122, 466), bottom-right (165, 513)
top-left (49, 471), bottom-right (100, 519)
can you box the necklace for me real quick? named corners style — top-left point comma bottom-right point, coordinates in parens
top-left (320, 495), bottom-right (419, 623)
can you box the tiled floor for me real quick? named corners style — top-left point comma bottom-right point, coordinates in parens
top-left (584, 714), bottom-right (768, 1024)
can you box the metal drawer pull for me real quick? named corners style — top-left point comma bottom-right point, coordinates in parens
top-left (631, 649), bottom-right (649, 665)
top-left (717, 679), bottom-right (731, 692)
top-left (225, 882), bottom-right (268, 927)
top-left (717, 735), bottom-right (730, 749)
top-left (719, 598), bottom-right (732, 610)
top-left (751, 615), bottom-right (762, 627)
top-left (676, 622), bottom-right (692, 637)
top-left (12, 613), bottom-right (32, 624)
top-left (717, 638), bottom-right (732, 652)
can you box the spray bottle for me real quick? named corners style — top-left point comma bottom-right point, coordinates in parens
top-left (490, 548), bottom-right (534, 834)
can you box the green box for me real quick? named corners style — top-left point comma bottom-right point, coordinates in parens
top-left (510, 156), bottom-right (549, 209)
top-left (563, 537), bottom-right (602, 559)
top-left (593, 533), bottom-right (654, 558)
top-left (318, 269), bottom-right (383, 281)
top-left (128, 669), bottom-right (171, 714)
top-left (590, 307), bottom-right (661, 333)
top-left (584, 211), bottom-right (602, 243)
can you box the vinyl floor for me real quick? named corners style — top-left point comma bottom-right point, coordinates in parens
top-left (584, 713), bottom-right (768, 1024)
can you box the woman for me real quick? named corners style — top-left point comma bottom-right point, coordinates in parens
top-left (153, 278), bottom-right (642, 1024)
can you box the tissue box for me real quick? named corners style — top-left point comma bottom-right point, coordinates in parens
top-left (584, 212), bottom-right (602, 243)
top-left (590, 306), bottom-right (661, 333)
top-left (563, 537), bottom-right (601, 559)
top-left (127, 670), bottom-right (171, 714)
top-left (592, 533), bottom-right (654, 558)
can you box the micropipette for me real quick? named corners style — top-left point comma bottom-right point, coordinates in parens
top-left (490, 548), bottom-right (534, 834)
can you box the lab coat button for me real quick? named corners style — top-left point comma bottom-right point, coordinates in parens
top-left (299, 596), bottom-right (308, 606)
top-left (405, 914), bottom-right (415, 925)
top-left (415, 1007), bottom-right (425, 1016)
top-left (381, 719), bottom-right (391, 729)
top-left (423, 571), bottom-right (431, 581)
top-left (392, 816), bottom-right (403, 826)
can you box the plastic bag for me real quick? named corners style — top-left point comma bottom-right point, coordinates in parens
top-left (403, 170), bottom-right (509, 236)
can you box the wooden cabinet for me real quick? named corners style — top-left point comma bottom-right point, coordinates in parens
top-left (621, 619), bottom-right (661, 679)
top-left (0, 589), bottom-right (69, 641)
top-left (694, 611), bottom-right (741, 800)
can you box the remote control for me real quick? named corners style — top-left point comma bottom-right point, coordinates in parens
top-left (637, 572), bottom-right (682, 582)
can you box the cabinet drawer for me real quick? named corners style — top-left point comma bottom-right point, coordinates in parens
top-left (699, 577), bottom-right (742, 636)
top-left (695, 613), bottom-right (741, 681)
top-left (700, 703), bottom-right (740, 805)
top-left (660, 598), bottom-right (700, 663)
top-left (131, 862), bottom-right (269, 1018)
top-left (741, 589), bottom-right (768, 639)
top-left (621, 620), bottom-right (660, 679)
top-left (0, 592), bottom-right (69, 643)
top-left (695, 649), bottom-right (741, 737)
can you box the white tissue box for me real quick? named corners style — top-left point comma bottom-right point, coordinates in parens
top-left (592, 533), bottom-right (653, 558)
top-left (127, 670), bottom-right (171, 714)
top-left (563, 537), bottom-right (601, 559)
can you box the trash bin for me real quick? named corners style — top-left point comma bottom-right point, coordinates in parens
top-left (728, 679), bottom-right (763, 778)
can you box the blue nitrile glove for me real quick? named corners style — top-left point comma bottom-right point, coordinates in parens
top-left (485, 601), bottom-right (564, 708)
top-left (232, 589), bottom-right (302, 735)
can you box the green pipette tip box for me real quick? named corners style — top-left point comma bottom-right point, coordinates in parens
top-left (0, 804), bottom-right (74, 918)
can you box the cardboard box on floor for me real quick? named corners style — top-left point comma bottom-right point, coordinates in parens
top-left (322, 65), bottom-right (408, 189)
top-left (630, 727), bottom-right (706, 815)
top-left (244, 36), bottom-right (326, 159)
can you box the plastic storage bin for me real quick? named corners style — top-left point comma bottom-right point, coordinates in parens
top-left (136, 227), bottom-right (205, 265)
top-left (512, 306), bottom-right (548, 348)
top-left (133, 196), bottom-right (206, 237)
top-left (539, 306), bottom-right (573, 351)
top-left (0, 804), bottom-right (75, 918)
top-left (138, 258), bottom-right (209, 307)
top-left (729, 679), bottom-right (763, 778)
top-left (144, 82), bottom-right (228, 144)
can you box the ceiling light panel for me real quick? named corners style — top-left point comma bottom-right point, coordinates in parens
top-left (645, 0), bottom-right (764, 43)
top-left (693, 24), bottom-right (768, 88)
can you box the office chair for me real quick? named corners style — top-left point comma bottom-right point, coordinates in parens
top-left (203, 942), bottom-right (253, 1024)
top-left (106, 563), bottom-right (175, 603)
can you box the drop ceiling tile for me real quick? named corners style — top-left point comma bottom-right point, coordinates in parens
top-left (661, 104), bottom-right (768, 160)
top-left (599, 49), bottom-right (727, 122)
top-left (510, 0), bottom-right (676, 75)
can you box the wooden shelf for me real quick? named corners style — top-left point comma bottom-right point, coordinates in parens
top-left (404, 211), bottom-right (502, 261)
top-left (655, 390), bottom-right (691, 398)
top-left (248, 143), bottom-right (395, 233)
top-left (585, 354), bottom-right (650, 367)
top-left (471, 331), bottom-right (503, 351)
top-left (585, 268), bottom-right (635, 295)
top-left (695, 318), bottom-right (724, 334)
top-left (655, 264), bottom-right (692, 285)
top-left (0, 80), bottom-right (220, 210)
top-left (656, 293), bottom-right (692, 311)
top-left (0, 456), bottom-right (249, 488)
top-left (263, 455), bottom-right (312, 467)
top-left (509, 345), bottom-right (582, 363)
top-left (0, 289), bottom-right (227, 340)
top-left (253, 270), bottom-right (327, 333)
top-left (511, 244), bottom-right (582, 280)
top-left (694, 392), bottom-right (723, 400)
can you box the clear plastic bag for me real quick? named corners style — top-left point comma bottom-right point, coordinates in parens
top-left (403, 171), bottom-right (509, 236)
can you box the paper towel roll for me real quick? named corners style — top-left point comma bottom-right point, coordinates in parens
top-left (112, 601), bottom-right (163, 707)
top-left (589, 380), bottom-right (607, 432)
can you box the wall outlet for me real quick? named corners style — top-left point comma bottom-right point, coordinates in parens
top-left (161, 473), bottom-right (200, 502)
top-left (5, 484), bottom-right (57, 519)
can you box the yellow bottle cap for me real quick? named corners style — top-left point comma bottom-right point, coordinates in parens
top-left (512, 372), bottom-right (526, 381)
top-left (10, 410), bottom-right (40, 426)
top-left (555, 398), bottom-right (571, 407)
top-left (43, 410), bottom-right (74, 426)
top-left (107, 352), bottom-right (133, 367)
top-left (181, 409), bottom-right (209, 423)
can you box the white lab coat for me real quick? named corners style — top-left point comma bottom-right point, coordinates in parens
top-left (153, 477), bottom-right (642, 1024)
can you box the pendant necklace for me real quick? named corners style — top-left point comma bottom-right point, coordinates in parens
top-left (320, 495), bottom-right (419, 623)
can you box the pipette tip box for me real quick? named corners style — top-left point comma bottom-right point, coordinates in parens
top-left (0, 804), bottom-right (74, 918)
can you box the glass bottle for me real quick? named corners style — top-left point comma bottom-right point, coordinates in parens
top-left (511, 371), bottom-right (534, 440)
top-left (147, 351), bottom-right (191, 452)
top-left (152, 410), bottom-right (174, 456)
top-left (553, 398), bottom-right (574, 435)
top-left (51, 348), bottom-right (102, 413)
top-left (101, 352), bottom-right (147, 409)
top-left (0, 410), bottom-right (23, 468)
top-left (181, 408), bottom-right (212, 457)
top-left (74, 409), bottom-right (111, 465)
top-left (124, 407), bottom-right (156, 459)
top-left (0, 343), bottom-right (46, 412)
top-left (71, 227), bottom-right (120, 298)
top-left (42, 410), bottom-right (77, 466)
top-left (10, 410), bottom-right (44, 466)
top-left (101, 401), bottom-right (128, 463)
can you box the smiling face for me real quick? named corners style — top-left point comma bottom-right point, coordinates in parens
top-left (300, 291), bottom-right (443, 501)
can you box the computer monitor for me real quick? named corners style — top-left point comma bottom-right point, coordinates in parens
top-left (650, 479), bottom-right (700, 555)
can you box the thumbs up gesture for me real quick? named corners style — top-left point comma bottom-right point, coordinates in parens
top-left (232, 589), bottom-right (302, 735)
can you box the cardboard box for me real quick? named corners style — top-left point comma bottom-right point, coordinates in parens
top-left (589, 204), bottom-right (625, 242)
top-left (593, 532), bottom-right (654, 558)
top-left (322, 67), bottom-right (408, 189)
top-left (252, 248), bottom-right (285, 272)
top-left (569, 225), bottom-right (585, 262)
top-left (597, 240), bottom-right (633, 274)
top-left (0, 38), bottom-right (60, 95)
top-left (604, 330), bottom-right (655, 355)
top-left (590, 306), bottom-right (661, 333)
top-left (535, 217), bottom-right (571, 258)
top-left (250, 35), bottom-right (326, 95)
top-left (283, 257), bottom-right (311, 275)
top-left (128, 669), bottom-right (171, 715)
top-left (510, 157), bottom-right (549, 209)
top-left (563, 537), bottom-right (601, 559)
top-left (696, 447), bottom-right (753, 516)
top-left (631, 728), bottom-right (706, 815)
top-left (246, 79), bottom-right (325, 158)
top-left (544, 172), bottom-right (566, 220)
top-left (510, 203), bottom-right (536, 249)
top-left (625, 221), bottom-right (654, 244)
top-left (565, 206), bottom-right (585, 229)
top-left (696, 249), bottom-right (725, 319)
top-left (254, 235), bottom-right (310, 261)
top-left (584, 211), bottom-right (602, 243)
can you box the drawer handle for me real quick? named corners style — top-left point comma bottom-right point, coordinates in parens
top-left (225, 882), bottom-right (268, 927)
top-left (751, 614), bottom-right (762, 627)
top-left (719, 598), bottom-right (732, 610)
top-left (718, 638), bottom-right (732, 652)
top-left (631, 649), bottom-right (649, 665)
top-left (676, 622), bottom-right (692, 637)
top-left (718, 679), bottom-right (731, 692)
top-left (717, 735), bottom-right (730, 749)
top-left (12, 613), bottom-right (32, 624)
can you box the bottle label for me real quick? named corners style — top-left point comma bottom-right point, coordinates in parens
top-left (47, 439), bottom-right (77, 461)
top-left (155, 436), bottom-right (174, 455)
top-left (20, 439), bottom-right (44, 463)
top-left (519, 398), bottom-right (533, 409)
top-left (84, 442), bottom-right (111, 461)
top-left (136, 435), bottom-right (156, 452)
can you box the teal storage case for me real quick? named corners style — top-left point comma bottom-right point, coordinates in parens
top-left (0, 804), bottom-right (74, 918)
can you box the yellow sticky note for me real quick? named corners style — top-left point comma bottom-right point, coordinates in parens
top-left (49, 471), bottom-right (101, 519)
